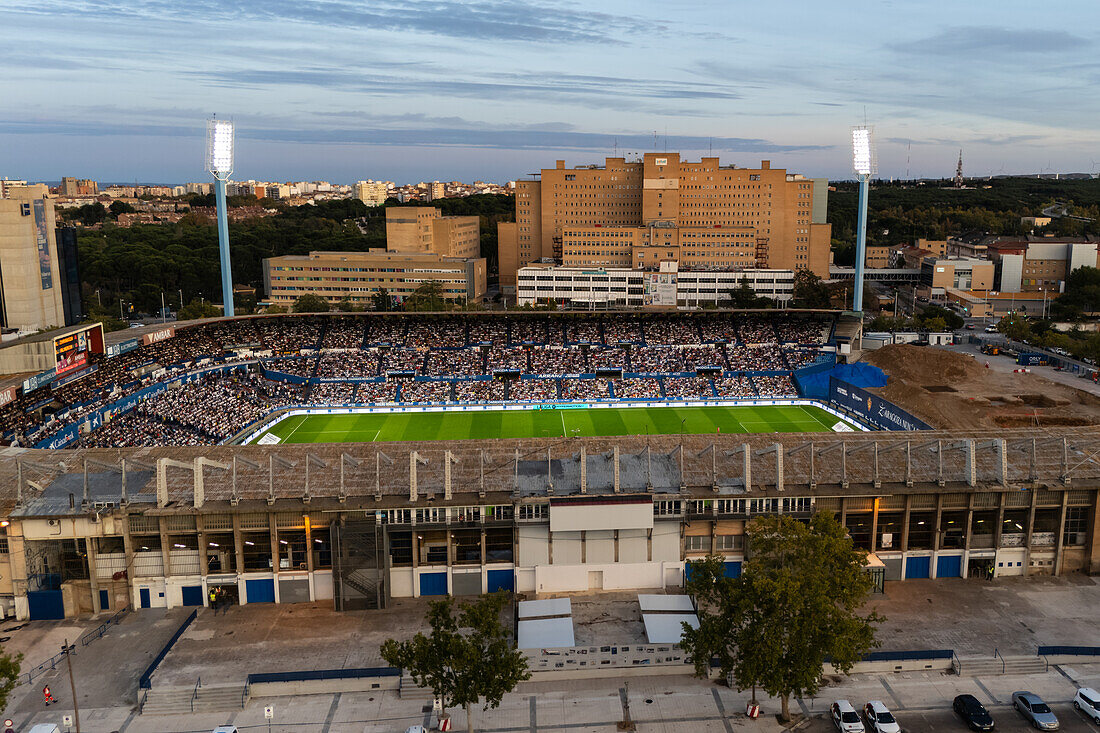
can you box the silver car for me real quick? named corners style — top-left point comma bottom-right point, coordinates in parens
top-left (1012, 691), bottom-right (1059, 730)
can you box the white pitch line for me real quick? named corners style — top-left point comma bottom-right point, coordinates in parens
top-left (281, 415), bottom-right (307, 443)
top-left (371, 429), bottom-right (381, 442)
top-left (560, 410), bottom-right (567, 438)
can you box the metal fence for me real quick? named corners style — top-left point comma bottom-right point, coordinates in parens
top-left (138, 609), bottom-right (197, 689)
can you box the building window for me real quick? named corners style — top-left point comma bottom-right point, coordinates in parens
top-left (715, 534), bottom-right (742, 552)
top-left (1063, 507), bottom-right (1089, 546)
top-left (389, 530), bottom-right (413, 567)
top-left (685, 535), bottom-right (708, 552)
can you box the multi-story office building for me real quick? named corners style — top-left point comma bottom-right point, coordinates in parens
top-left (354, 180), bottom-right (389, 206)
top-left (386, 207), bottom-right (480, 259)
top-left (264, 250), bottom-right (486, 308)
top-left (0, 189), bottom-right (69, 331)
top-left (498, 154), bottom-right (831, 293)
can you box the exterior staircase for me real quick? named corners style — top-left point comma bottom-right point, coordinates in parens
top-left (400, 673), bottom-right (434, 700)
top-left (954, 655), bottom-right (1048, 676)
top-left (141, 683), bottom-right (246, 715)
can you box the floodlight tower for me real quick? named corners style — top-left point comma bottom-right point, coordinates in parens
top-left (851, 125), bottom-right (875, 313)
top-left (206, 118), bottom-right (236, 317)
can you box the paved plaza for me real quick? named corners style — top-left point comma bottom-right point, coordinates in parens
top-left (1, 575), bottom-right (1098, 732)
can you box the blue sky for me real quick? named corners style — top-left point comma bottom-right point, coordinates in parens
top-left (2, 1), bottom-right (1098, 184)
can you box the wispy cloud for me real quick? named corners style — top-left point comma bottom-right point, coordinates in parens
top-left (890, 26), bottom-right (1090, 56)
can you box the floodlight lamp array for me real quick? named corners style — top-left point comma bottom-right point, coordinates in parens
top-left (207, 119), bottom-right (234, 178)
top-left (852, 126), bottom-right (874, 176)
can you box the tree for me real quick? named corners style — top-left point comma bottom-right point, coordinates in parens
top-left (335, 295), bottom-right (358, 312)
top-left (916, 305), bottom-right (963, 331)
top-left (404, 280), bottom-right (450, 312)
top-left (292, 294), bottom-right (331, 313)
top-left (109, 200), bottom-right (136, 218)
top-left (1052, 266), bottom-right (1100, 320)
top-left (178, 298), bottom-right (221, 321)
top-left (997, 313), bottom-right (1032, 342)
top-left (0, 647), bottom-right (21, 712)
top-left (680, 513), bottom-right (881, 722)
top-left (371, 287), bottom-right (393, 312)
top-left (265, 304), bottom-right (288, 314)
top-left (725, 278), bottom-right (773, 309)
top-left (791, 269), bottom-right (833, 309)
top-left (381, 593), bottom-right (530, 733)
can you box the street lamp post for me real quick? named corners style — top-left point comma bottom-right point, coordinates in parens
top-left (206, 118), bottom-right (236, 317)
top-left (851, 125), bottom-right (876, 314)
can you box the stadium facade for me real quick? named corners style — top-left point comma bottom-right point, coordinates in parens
top-left (0, 311), bottom-right (1095, 621)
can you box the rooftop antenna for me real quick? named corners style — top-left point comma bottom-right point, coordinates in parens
top-left (905, 140), bottom-right (911, 180)
top-left (613, 137), bottom-right (618, 158)
top-left (954, 149), bottom-right (964, 188)
top-left (709, 138), bottom-right (713, 157)
top-left (653, 131), bottom-right (658, 151)
top-left (664, 126), bottom-right (668, 153)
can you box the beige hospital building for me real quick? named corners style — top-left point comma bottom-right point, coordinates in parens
top-left (264, 207), bottom-right (485, 307)
top-left (498, 154), bottom-right (831, 294)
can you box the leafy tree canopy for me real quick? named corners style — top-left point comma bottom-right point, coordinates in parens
top-left (680, 513), bottom-right (881, 721)
top-left (292, 294), bottom-right (331, 313)
top-left (381, 593), bottom-right (530, 733)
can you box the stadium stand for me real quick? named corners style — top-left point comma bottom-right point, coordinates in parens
top-left (2, 311), bottom-right (835, 448)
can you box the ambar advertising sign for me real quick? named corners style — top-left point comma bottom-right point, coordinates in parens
top-left (829, 377), bottom-right (931, 431)
top-left (142, 326), bottom-right (175, 346)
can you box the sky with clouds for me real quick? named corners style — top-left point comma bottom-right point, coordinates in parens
top-left (2, 1), bottom-right (1098, 184)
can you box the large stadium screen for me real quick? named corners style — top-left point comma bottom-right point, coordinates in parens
top-left (53, 324), bottom-right (105, 377)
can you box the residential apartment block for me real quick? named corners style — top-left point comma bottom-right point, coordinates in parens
top-left (385, 207), bottom-right (480, 259)
top-left (354, 180), bottom-right (390, 206)
top-left (498, 154), bottom-right (831, 293)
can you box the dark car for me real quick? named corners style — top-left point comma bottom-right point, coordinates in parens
top-left (954, 694), bottom-right (995, 731)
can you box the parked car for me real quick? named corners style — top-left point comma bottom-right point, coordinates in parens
top-left (953, 694), bottom-right (995, 731)
top-left (1073, 687), bottom-right (1100, 724)
top-left (1012, 691), bottom-right (1059, 730)
top-left (863, 700), bottom-right (901, 733)
top-left (832, 700), bottom-right (865, 733)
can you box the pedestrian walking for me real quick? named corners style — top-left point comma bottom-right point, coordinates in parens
top-left (209, 587), bottom-right (218, 615)
top-left (43, 684), bottom-right (56, 706)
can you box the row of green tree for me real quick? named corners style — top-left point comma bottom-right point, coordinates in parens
top-left (71, 194), bottom-right (514, 322)
top-left (829, 177), bottom-right (1100, 265)
top-left (383, 512), bottom-right (879, 731)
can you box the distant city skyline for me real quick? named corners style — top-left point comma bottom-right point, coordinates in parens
top-left (2, 1), bottom-right (1098, 183)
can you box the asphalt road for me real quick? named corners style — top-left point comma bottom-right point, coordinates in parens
top-left (804, 702), bottom-right (1100, 733)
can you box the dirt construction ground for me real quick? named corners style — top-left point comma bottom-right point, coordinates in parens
top-left (862, 344), bottom-right (1100, 430)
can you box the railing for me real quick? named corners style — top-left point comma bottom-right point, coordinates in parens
top-left (190, 676), bottom-right (202, 712)
top-left (994, 647), bottom-right (1005, 674)
top-left (1037, 645), bottom-right (1100, 657)
top-left (138, 688), bottom-right (148, 714)
top-left (80, 607), bottom-right (128, 647)
top-left (138, 609), bottom-right (197, 690)
top-left (952, 650), bottom-right (961, 675)
top-left (863, 649), bottom-right (953, 662)
top-left (20, 608), bottom-right (130, 685)
top-left (245, 666), bottom-right (401, 685)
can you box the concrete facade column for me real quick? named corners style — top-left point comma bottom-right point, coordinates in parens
top-left (933, 495), bottom-right (944, 552)
top-left (870, 499), bottom-right (880, 553)
top-left (196, 516), bottom-right (209, 577)
top-left (1087, 491), bottom-right (1100, 574)
top-left (993, 493), bottom-right (1005, 548)
top-left (232, 515), bottom-right (245, 577)
top-left (158, 517), bottom-right (171, 578)
top-left (900, 496), bottom-right (912, 552)
top-left (269, 512), bottom-right (281, 578)
top-left (304, 516), bottom-right (315, 573)
top-left (1053, 492), bottom-right (1068, 576)
top-left (86, 538), bottom-right (101, 614)
top-left (120, 514), bottom-right (135, 609)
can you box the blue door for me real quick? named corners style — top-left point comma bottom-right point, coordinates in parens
top-left (181, 586), bottom-right (204, 607)
top-left (936, 555), bottom-right (963, 578)
top-left (723, 561), bottom-right (742, 578)
top-left (245, 578), bottom-right (275, 603)
top-left (139, 588), bottom-right (151, 608)
top-left (27, 591), bottom-right (65, 620)
top-left (904, 556), bottom-right (931, 579)
top-left (486, 569), bottom-right (514, 593)
top-left (99, 589), bottom-right (110, 610)
top-left (419, 572), bottom-right (448, 596)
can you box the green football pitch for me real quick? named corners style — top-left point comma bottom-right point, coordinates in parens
top-left (253, 404), bottom-right (857, 444)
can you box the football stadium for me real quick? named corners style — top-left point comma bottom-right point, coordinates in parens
top-left (0, 310), bottom-right (1095, 624)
